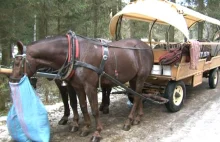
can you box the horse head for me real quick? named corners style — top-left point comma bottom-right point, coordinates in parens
top-left (10, 41), bottom-right (27, 82)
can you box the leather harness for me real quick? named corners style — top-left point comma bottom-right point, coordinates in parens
top-left (62, 31), bottom-right (109, 80)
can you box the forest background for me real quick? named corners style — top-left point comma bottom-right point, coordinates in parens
top-left (0, 0), bottom-right (220, 113)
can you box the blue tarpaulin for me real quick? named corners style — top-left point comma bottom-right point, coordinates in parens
top-left (8, 75), bottom-right (50, 142)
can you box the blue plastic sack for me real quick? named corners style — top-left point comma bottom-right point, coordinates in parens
top-left (7, 105), bottom-right (31, 142)
top-left (8, 75), bottom-right (50, 142)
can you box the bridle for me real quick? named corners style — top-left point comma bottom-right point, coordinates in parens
top-left (10, 53), bottom-right (34, 82)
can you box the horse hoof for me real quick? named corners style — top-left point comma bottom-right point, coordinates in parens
top-left (79, 130), bottom-right (90, 137)
top-left (58, 119), bottom-right (68, 125)
top-left (123, 124), bottom-right (131, 131)
top-left (133, 120), bottom-right (140, 125)
top-left (70, 126), bottom-right (79, 132)
top-left (102, 108), bottom-right (109, 114)
top-left (90, 136), bottom-right (101, 142)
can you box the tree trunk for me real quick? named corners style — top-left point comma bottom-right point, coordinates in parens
top-left (0, 75), bottom-right (7, 111)
top-left (57, 17), bottom-right (60, 35)
top-left (197, 0), bottom-right (205, 40)
top-left (117, 0), bottom-right (122, 11)
top-left (57, 1), bottom-right (61, 35)
top-left (0, 96), bottom-right (5, 111)
top-left (38, 0), bottom-right (48, 39)
top-left (1, 42), bottom-right (11, 67)
top-left (93, 0), bottom-right (98, 38)
top-left (130, 0), bottom-right (136, 38)
top-left (168, 0), bottom-right (176, 42)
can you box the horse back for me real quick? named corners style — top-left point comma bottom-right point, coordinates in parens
top-left (102, 39), bottom-right (153, 85)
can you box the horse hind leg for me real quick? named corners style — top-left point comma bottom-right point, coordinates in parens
top-left (133, 74), bottom-right (148, 125)
top-left (103, 87), bottom-right (111, 114)
top-left (55, 80), bottom-right (70, 125)
top-left (99, 87), bottom-right (111, 114)
top-left (99, 88), bottom-right (105, 112)
top-left (123, 77), bottom-right (145, 131)
top-left (133, 97), bottom-right (144, 125)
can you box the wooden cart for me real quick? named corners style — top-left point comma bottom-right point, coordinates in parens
top-left (109, 0), bottom-right (220, 112)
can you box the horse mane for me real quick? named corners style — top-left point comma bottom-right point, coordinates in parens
top-left (28, 35), bottom-right (66, 46)
top-left (27, 33), bottom-right (111, 47)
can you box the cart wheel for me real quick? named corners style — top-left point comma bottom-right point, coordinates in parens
top-left (164, 81), bottom-right (186, 112)
top-left (209, 68), bottom-right (219, 89)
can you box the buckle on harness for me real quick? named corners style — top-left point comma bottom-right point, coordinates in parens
top-left (103, 55), bottom-right (108, 60)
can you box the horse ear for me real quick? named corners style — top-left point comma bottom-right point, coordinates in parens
top-left (17, 41), bottom-right (24, 54)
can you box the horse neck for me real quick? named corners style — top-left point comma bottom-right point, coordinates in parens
top-left (26, 37), bottom-right (68, 76)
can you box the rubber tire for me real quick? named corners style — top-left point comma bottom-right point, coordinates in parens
top-left (209, 68), bottom-right (219, 89)
top-left (164, 81), bottom-right (186, 112)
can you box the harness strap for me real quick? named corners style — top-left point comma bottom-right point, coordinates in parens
top-left (99, 45), bottom-right (109, 74)
top-left (75, 61), bottom-right (101, 74)
top-left (74, 40), bottom-right (109, 76)
top-left (74, 45), bottom-right (109, 76)
top-left (113, 52), bottom-right (118, 79)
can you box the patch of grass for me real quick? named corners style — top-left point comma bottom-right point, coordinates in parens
top-left (0, 108), bottom-right (9, 116)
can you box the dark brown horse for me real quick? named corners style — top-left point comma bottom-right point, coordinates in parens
top-left (10, 33), bottom-right (153, 141)
top-left (53, 80), bottom-right (79, 126)
top-left (30, 76), bottom-right (112, 126)
top-left (29, 77), bottom-right (77, 125)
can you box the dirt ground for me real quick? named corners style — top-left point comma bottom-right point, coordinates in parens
top-left (50, 78), bottom-right (220, 142)
top-left (1, 78), bottom-right (220, 142)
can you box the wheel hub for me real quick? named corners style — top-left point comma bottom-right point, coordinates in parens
top-left (173, 85), bottom-right (183, 106)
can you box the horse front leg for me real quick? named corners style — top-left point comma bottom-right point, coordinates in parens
top-left (75, 88), bottom-right (91, 137)
top-left (85, 85), bottom-right (103, 142)
top-left (67, 85), bottom-right (79, 132)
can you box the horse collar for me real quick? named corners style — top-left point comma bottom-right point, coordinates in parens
top-left (61, 31), bottom-right (79, 80)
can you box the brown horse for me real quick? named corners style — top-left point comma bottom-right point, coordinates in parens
top-left (10, 33), bottom-right (153, 141)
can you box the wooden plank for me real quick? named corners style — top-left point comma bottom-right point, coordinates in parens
top-left (209, 56), bottom-right (220, 70)
top-left (0, 68), bottom-right (12, 74)
top-left (175, 59), bottom-right (206, 81)
top-left (204, 61), bottom-right (211, 71)
top-left (192, 73), bottom-right (203, 87)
